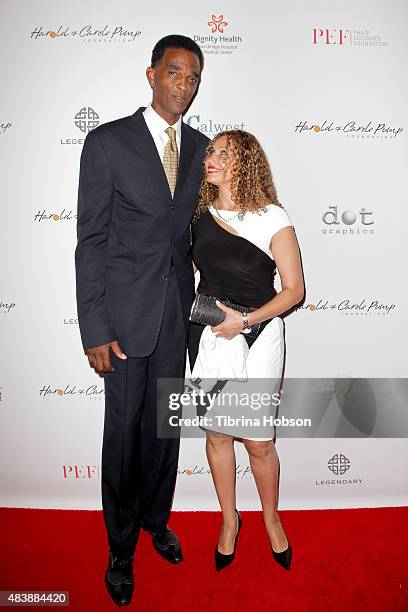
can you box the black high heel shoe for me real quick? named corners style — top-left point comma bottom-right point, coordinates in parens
top-left (272, 542), bottom-right (292, 570)
top-left (215, 509), bottom-right (242, 571)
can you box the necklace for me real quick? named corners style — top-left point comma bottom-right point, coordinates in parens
top-left (213, 199), bottom-right (240, 222)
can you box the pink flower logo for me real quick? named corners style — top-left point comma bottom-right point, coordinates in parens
top-left (207, 15), bottom-right (228, 33)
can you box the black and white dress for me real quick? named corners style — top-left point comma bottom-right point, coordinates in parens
top-left (188, 204), bottom-right (292, 440)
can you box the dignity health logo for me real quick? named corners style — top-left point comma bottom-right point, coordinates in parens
top-left (207, 14), bottom-right (228, 33)
top-left (30, 25), bottom-right (142, 43)
top-left (294, 120), bottom-right (403, 139)
top-left (193, 14), bottom-right (243, 56)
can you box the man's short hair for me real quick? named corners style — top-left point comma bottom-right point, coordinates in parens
top-left (151, 34), bottom-right (204, 71)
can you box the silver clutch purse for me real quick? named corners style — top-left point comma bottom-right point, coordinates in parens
top-left (189, 293), bottom-right (261, 338)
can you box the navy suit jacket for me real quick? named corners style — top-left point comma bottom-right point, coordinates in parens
top-left (75, 107), bottom-right (209, 357)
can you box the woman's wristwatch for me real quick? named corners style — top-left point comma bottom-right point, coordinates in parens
top-left (241, 311), bottom-right (252, 334)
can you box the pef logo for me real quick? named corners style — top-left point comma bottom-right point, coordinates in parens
top-left (322, 205), bottom-right (374, 236)
top-left (313, 28), bottom-right (349, 45)
top-left (313, 27), bottom-right (388, 48)
top-left (74, 107), bottom-right (100, 134)
top-left (328, 453), bottom-right (351, 475)
top-left (62, 465), bottom-right (99, 479)
top-left (207, 14), bottom-right (228, 33)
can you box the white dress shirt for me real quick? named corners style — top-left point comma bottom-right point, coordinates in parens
top-left (143, 103), bottom-right (182, 161)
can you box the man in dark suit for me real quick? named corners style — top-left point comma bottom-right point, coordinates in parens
top-left (75, 34), bottom-right (208, 606)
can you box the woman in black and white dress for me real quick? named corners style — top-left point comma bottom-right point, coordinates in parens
top-left (188, 130), bottom-right (304, 571)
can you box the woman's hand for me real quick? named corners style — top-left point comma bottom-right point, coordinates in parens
top-left (211, 301), bottom-right (243, 339)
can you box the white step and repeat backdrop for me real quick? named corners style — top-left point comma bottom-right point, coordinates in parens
top-left (1, 0), bottom-right (407, 510)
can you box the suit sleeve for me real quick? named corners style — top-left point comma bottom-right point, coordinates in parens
top-left (75, 129), bottom-right (116, 350)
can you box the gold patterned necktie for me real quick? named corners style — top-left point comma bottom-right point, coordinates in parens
top-left (163, 126), bottom-right (179, 197)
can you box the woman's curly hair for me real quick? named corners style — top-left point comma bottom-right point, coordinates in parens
top-left (193, 130), bottom-right (281, 222)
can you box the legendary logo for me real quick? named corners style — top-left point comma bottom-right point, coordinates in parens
top-left (60, 107), bottom-right (100, 146)
top-left (328, 453), bottom-right (351, 475)
top-left (74, 107), bottom-right (100, 134)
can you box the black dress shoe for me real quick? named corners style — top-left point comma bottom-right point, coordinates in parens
top-left (141, 522), bottom-right (183, 564)
top-left (272, 542), bottom-right (292, 570)
top-left (215, 509), bottom-right (242, 572)
top-left (104, 551), bottom-right (134, 606)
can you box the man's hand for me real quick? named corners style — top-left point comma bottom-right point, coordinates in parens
top-left (85, 340), bottom-right (127, 376)
top-left (211, 301), bottom-right (243, 339)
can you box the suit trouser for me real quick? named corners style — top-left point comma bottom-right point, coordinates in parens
top-left (102, 266), bottom-right (186, 558)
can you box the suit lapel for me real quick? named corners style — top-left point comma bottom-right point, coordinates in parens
top-left (130, 107), bottom-right (198, 201)
top-left (174, 123), bottom-right (197, 200)
top-left (130, 107), bottom-right (172, 198)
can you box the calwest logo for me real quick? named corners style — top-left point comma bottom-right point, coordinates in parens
top-left (186, 114), bottom-right (246, 137)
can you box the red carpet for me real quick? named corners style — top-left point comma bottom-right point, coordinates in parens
top-left (0, 507), bottom-right (407, 611)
